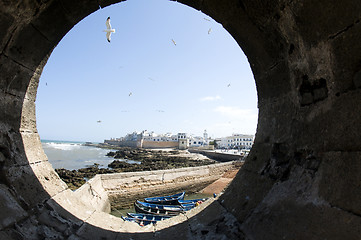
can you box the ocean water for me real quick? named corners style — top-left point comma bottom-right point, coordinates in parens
top-left (42, 140), bottom-right (124, 170)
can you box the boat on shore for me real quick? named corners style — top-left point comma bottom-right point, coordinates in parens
top-left (178, 198), bottom-right (208, 205)
top-left (134, 200), bottom-right (194, 216)
top-left (144, 191), bottom-right (185, 205)
top-left (122, 192), bottom-right (209, 226)
top-left (121, 216), bottom-right (155, 226)
top-left (127, 212), bottom-right (172, 221)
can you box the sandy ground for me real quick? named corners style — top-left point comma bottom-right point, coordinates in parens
top-left (149, 148), bottom-right (240, 194)
top-left (200, 169), bottom-right (240, 195)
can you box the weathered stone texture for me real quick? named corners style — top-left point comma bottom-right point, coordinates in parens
top-left (0, 184), bottom-right (28, 230)
top-left (1, 0), bottom-right (361, 239)
top-left (319, 152), bottom-right (361, 216)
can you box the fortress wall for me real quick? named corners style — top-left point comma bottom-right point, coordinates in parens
top-left (142, 140), bottom-right (179, 148)
top-left (101, 162), bottom-right (237, 209)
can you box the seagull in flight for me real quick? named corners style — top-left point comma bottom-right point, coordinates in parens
top-left (171, 39), bottom-right (177, 46)
top-left (97, 120), bottom-right (102, 123)
top-left (103, 17), bottom-right (115, 42)
top-left (129, 92), bottom-right (132, 96)
top-left (227, 83), bottom-right (231, 87)
top-left (208, 28), bottom-right (212, 34)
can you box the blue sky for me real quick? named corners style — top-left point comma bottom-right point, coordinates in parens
top-left (36, 0), bottom-right (258, 142)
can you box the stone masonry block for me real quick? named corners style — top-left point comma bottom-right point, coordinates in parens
top-left (46, 189), bottom-right (95, 224)
top-left (0, 92), bottom-right (22, 130)
top-left (243, 200), bottom-right (361, 240)
top-left (0, 184), bottom-right (28, 230)
top-left (20, 97), bottom-right (37, 133)
top-left (60, 0), bottom-right (100, 25)
top-left (0, 54), bottom-right (34, 98)
top-left (0, 129), bottom-right (42, 167)
top-left (76, 211), bottom-right (141, 239)
top-left (319, 151), bottom-right (361, 216)
top-left (21, 131), bottom-right (48, 164)
top-left (31, 1), bottom-right (75, 44)
top-left (4, 161), bottom-right (67, 208)
top-left (0, 11), bottom-right (15, 53)
top-left (99, 0), bottom-right (126, 8)
top-left (4, 23), bottom-right (53, 71)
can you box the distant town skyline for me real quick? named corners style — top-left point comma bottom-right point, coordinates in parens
top-left (106, 129), bottom-right (254, 141)
top-left (36, 0), bottom-right (258, 142)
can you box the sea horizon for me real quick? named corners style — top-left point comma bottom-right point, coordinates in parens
top-left (41, 139), bottom-right (117, 170)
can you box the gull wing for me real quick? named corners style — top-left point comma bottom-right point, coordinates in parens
top-left (106, 17), bottom-right (111, 29)
top-left (106, 32), bottom-right (111, 42)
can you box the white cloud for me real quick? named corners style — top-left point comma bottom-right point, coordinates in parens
top-left (200, 95), bottom-right (221, 102)
top-left (213, 106), bottom-right (258, 120)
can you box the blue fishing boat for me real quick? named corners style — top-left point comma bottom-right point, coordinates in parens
top-left (127, 212), bottom-right (172, 221)
top-left (134, 200), bottom-right (194, 216)
top-left (121, 216), bottom-right (155, 226)
top-left (144, 191), bottom-right (185, 205)
top-left (178, 198), bottom-right (208, 205)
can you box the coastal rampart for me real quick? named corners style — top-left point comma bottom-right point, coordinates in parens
top-left (73, 161), bottom-right (238, 211)
top-left (104, 139), bottom-right (141, 148)
top-left (188, 149), bottom-right (243, 162)
top-left (141, 140), bottom-right (179, 148)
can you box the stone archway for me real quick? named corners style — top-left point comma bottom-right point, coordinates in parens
top-left (0, 0), bottom-right (361, 239)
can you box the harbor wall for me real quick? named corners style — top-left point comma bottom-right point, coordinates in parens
top-left (188, 149), bottom-right (243, 162)
top-left (142, 140), bottom-right (179, 149)
top-left (104, 139), bottom-right (141, 148)
top-left (74, 161), bottom-right (238, 210)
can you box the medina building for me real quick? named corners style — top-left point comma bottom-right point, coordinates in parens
top-left (218, 134), bottom-right (255, 149)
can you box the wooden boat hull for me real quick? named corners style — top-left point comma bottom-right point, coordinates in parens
top-left (134, 201), bottom-right (181, 216)
top-left (127, 212), bottom-right (171, 221)
top-left (121, 216), bottom-right (155, 226)
top-left (178, 198), bottom-right (208, 205)
top-left (144, 191), bottom-right (185, 205)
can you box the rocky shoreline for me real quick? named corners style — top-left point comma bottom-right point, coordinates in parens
top-left (55, 147), bottom-right (216, 190)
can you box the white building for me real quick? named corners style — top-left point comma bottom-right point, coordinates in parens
top-left (218, 134), bottom-right (254, 149)
top-left (106, 130), bottom-right (214, 149)
top-left (142, 130), bottom-right (178, 142)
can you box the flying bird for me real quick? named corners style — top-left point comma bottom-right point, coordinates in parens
top-left (129, 92), bottom-right (132, 96)
top-left (227, 83), bottom-right (231, 87)
top-left (103, 17), bottom-right (115, 42)
top-left (171, 39), bottom-right (176, 46)
top-left (97, 120), bottom-right (102, 123)
top-left (208, 28), bottom-right (212, 34)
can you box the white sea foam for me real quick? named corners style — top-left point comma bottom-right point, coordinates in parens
top-left (41, 140), bottom-right (117, 170)
top-left (45, 142), bottom-right (81, 151)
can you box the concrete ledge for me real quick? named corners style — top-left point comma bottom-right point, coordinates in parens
top-left (73, 175), bottom-right (111, 213)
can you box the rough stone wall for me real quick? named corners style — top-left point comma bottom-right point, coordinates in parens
top-left (104, 139), bottom-right (140, 148)
top-left (142, 140), bottom-right (179, 148)
top-left (102, 162), bottom-right (236, 209)
top-left (189, 149), bottom-right (243, 161)
top-left (0, 0), bottom-right (360, 239)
